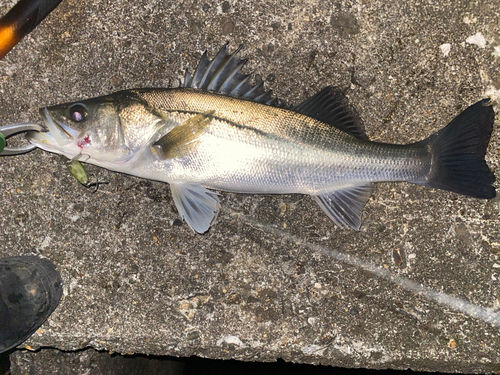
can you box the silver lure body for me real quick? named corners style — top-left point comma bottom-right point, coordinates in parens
top-left (26, 45), bottom-right (496, 233)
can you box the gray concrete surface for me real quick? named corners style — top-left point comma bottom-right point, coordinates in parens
top-left (1, 0), bottom-right (499, 373)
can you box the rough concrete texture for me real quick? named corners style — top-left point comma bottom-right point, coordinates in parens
top-left (1, 0), bottom-right (500, 373)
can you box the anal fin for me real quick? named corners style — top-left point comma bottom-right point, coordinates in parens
top-left (170, 183), bottom-right (220, 234)
top-left (312, 184), bottom-right (374, 230)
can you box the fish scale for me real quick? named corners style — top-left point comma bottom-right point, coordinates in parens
top-left (137, 88), bottom-right (430, 190)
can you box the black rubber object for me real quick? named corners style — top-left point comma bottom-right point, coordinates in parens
top-left (0, 256), bottom-right (63, 353)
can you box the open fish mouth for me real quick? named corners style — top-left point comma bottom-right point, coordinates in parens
top-left (27, 108), bottom-right (79, 150)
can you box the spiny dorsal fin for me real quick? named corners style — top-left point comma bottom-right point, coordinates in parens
top-left (311, 183), bottom-right (374, 230)
top-left (293, 87), bottom-right (367, 140)
top-left (183, 43), bottom-right (283, 106)
top-left (151, 111), bottom-right (214, 159)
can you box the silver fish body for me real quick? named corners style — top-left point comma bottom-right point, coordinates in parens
top-left (26, 45), bottom-right (496, 233)
top-left (126, 88), bottom-right (430, 193)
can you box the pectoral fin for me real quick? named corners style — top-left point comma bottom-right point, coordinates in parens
top-left (312, 184), bottom-right (373, 230)
top-left (170, 183), bottom-right (220, 234)
top-left (152, 111), bottom-right (214, 159)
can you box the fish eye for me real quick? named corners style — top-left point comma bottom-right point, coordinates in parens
top-left (69, 104), bottom-right (88, 122)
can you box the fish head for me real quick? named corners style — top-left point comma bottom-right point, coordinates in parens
top-left (28, 96), bottom-right (133, 163)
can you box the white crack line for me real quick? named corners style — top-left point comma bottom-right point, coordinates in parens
top-left (231, 211), bottom-right (500, 327)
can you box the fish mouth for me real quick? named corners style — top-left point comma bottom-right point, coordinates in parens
top-left (27, 108), bottom-right (79, 151)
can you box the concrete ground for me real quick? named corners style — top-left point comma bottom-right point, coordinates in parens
top-left (1, 0), bottom-right (499, 373)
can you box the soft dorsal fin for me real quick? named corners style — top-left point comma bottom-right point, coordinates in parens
top-left (183, 43), bottom-right (284, 106)
top-left (293, 87), bottom-right (367, 140)
top-left (311, 183), bottom-right (374, 230)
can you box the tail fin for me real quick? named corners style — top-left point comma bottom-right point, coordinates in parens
top-left (418, 99), bottom-right (496, 199)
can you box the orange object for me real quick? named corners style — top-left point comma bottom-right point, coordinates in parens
top-left (0, 19), bottom-right (22, 59)
top-left (0, 0), bottom-right (63, 59)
